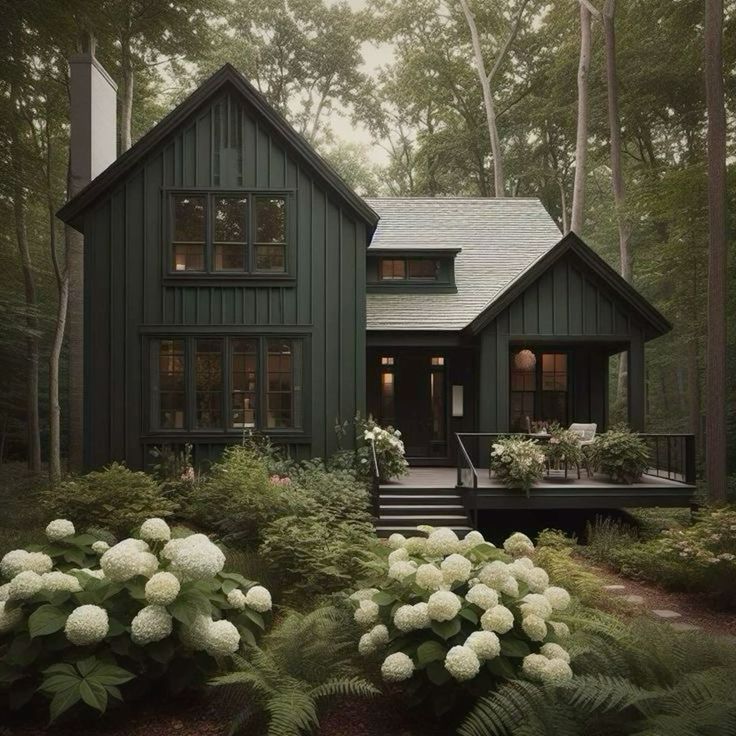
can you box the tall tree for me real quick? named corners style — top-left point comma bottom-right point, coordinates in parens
top-left (704, 0), bottom-right (727, 503)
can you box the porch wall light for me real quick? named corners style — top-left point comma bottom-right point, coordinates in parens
top-left (514, 349), bottom-right (536, 371)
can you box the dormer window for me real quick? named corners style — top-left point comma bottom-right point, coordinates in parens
top-left (379, 258), bottom-right (439, 281)
top-left (168, 192), bottom-right (289, 276)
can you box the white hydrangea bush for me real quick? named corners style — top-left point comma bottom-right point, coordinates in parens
top-left (0, 517), bottom-right (272, 721)
top-left (350, 527), bottom-right (574, 694)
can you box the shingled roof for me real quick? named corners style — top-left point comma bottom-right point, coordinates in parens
top-left (364, 197), bottom-right (563, 331)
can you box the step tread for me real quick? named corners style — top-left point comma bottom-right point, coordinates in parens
top-left (378, 515), bottom-right (470, 521)
top-left (379, 505), bottom-right (465, 510)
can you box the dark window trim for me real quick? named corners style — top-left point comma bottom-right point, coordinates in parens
top-left (147, 334), bottom-right (308, 435)
top-left (378, 257), bottom-right (439, 282)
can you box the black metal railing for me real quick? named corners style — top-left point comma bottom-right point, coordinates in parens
top-left (456, 433), bottom-right (479, 489)
top-left (640, 434), bottom-right (696, 484)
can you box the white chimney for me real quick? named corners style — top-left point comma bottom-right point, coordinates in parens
top-left (69, 45), bottom-right (117, 194)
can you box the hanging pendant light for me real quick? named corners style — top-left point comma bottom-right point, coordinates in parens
top-left (514, 349), bottom-right (536, 371)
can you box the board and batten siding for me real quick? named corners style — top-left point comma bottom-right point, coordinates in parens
top-left (83, 87), bottom-right (367, 469)
top-left (478, 251), bottom-right (647, 433)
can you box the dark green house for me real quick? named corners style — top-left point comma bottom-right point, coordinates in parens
top-left (58, 63), bottom-right (672, 473)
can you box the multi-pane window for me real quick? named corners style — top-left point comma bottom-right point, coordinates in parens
top-left (152, 337), bottom-right (303, 431)
top-left (509, 351), bottom-right (570, 430)
top-left (169, 193), bottom-right (288, 275)
top-left (379, 356), bottom-right (395, 423)
top-left (379, 258), bottom-right (438, 281)
top-left (541, 353), bottom-right (568, 425)
top-left (510, 350), bottom-right (537, 432)
top-left (380, 259), bottom-right (406, 280)
top-left (408, 259), bottom-right (439, 279)
top-left (430, 356), bottom-right (446, 442)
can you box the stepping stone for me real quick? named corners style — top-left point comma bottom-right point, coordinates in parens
top-left (670, 622), bottom-right (700, 632)
top-left (651, 609), bottom-right (682, 620)
top-left (603, 584), bottom-right (626, 591)
top-left (619, 594), bottom-right (645, 605)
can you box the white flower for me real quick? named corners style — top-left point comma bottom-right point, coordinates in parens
top-left (354, 599), bottom-right (379, 626)
top-left (522, 614), bottom-right (547, 641)
top-left (393, 605), bottom-right (418, 632)
top-left (387, 533), bottom-right (407, 549)
top-left (509, 557), bottom-right (535, 572)
top-left (543, 586), bottom-right (571, 612)
top-left (444, 645), bottom-right (480, 681)
top-left (466, 584), bottom-right (499, 610)
top-left (227, 589), bottom-right (247, 610)
top-left (350, 588), bottom-right (378, 602)
top-left (1, 550), bottom-right (53, 578)
top-left (524, 568), bottom-right (550, 594)
top-left (520, 593), bottom-right (553, 620)
top-left (45, 519), bottom-right (75, 541)
top-left (0, 583), bottom-right (9, 601)
top-left (542, 658), bottom-right (573, 684)
top-left (427, 591), bottom-right (462, 622)
top-left (481, 605), bottom-right (515, 634)
top-left (503, 532), bottom-right (535, 558)
top-left (499, 576), bottom-right (520, 597)
top-left (65, 604), bottom-right (109, 645)
top-left (139, 518), bottom-right (171, 543)
top-left (388, 547), bottom-right (409, 565)
top-left (381, 652), bottom-right (415, 682)
top-left (204, 619), bottom-right (241, 657)
top-left (403, 536), bottom-right (427, 555)
top-left (540, 642), bottom-right (571, 663)
top-left (145, 571), bottom-right (181, 606)
top-left (101, 539), bottom-right (159, 582)
top-left (415, 563), bottom-right (444, 591)
top-left (0, 601), bottom-right (23, 632)
top-left (441, 553), bottom-right (473, 584)
top-left (426, 528), bottom-right (459, 557)
top-left (417, 524), bottom-right (435, 535)
top-left (245, 585), bottom-right (272, 613)
top-left (92, 541), bottom-right (110, 555)
top-left (478, 560), bottom-right (512, 589)
top-left (464, 530), bottom-right (485, 546)
top-left (522, 653), bottom-right (549, 681)
top-left (411, 602), bottom-right (430, 629)
top-left (41, 571), bottom-right (83, 592)
top-left (359, 632), bottom-right (377, 655)
top-left (7, 571), bottom-right (43, 600)
top-left (550, 621), bottom-right (571, 639)
top-left (388, 560), bottom-right (417, 581)
top-left (465, 630), bottom-right (500, 660)
top-left (164, 534), bottom-right (225, 581)
top-left (131, 605), bottom-right (173, 645)
top-left (369, 623), bottom-right (389, 646)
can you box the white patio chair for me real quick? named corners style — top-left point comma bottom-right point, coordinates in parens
top-left (568, 423), bottom-right (597, 478)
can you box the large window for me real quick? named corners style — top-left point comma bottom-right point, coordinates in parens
top-left (509, 350), bottom-right (569, 431)
top-left (379, 258), bottom-right (438, 281)
top-left (170, 193), bottom-right (288, 275)
top-left (541, 353), bottom-right (568, 425)
top-left (151, 336), bottom-right (304, 432)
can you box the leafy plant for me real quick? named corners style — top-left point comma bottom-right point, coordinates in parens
top-left (590, 427), bottom-right (650, 483)
top-left (356, 416), bottom-right (408, 482)
top-left (543, 424), bottom-right (584, 470)
top-left (211, 605), bottom-right (379, 736)
top-left (583, 515), bottom-right (639, 564)
top-left (41, 463), bottom-right (176, 537)
top-left (489, 437), bottom-right (546, 495)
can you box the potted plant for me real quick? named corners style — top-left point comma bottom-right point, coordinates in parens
top-left (490, 437), bottom-right (546, 496)
top-left (544, 424), bottom-right (584, 476)
top-left (357, 417), bottom-right (409, 482)
top-left (590, 426), bottom-right (650, 483)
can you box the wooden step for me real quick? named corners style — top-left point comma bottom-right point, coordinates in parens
top-left (379, 504), bottom-right (465, 514)
top-left (375, 525), bottom-right (474, 538)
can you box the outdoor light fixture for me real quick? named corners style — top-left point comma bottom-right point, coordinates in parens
top-left (514, 349), bottom-right (536, 371)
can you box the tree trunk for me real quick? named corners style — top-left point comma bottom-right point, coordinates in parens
top-left (120, 38), bottom-right (134, 152)
top-left (704, 0), bottom-right (727, 503)
top-left (571, 2), bottom-right (592, 234)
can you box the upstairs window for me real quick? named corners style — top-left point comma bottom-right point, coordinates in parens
top-left (169, 193), bottom-right (288, 275)
top-left (379, 257), bottom-right (438, 281)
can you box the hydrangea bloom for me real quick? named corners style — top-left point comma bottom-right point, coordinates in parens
top-left (65, 604), bottom-right (109, 645)
top-left (503, 532), bottom-right (535, 558)
top-left (381, 652), bottom-right (415, 682)
top-left (550, 621), bottom-right (571, 639)
top-left (8, 570), bottom-right (43, 600)
top-left (403, 536), bottom-right (427, 555)
top-left (388, 547), bottom-right (409, 565)
top-left (245, 585), bottom-right (272, 613)
top-left (521, 614), bottom-right (547, 641)
top-left (499, 576), bottom-right (519, 597)
top-left (427, 591), bottom-right (462, 622)
top-left (41, 571), bottom-right (83, 592)
top-left (139, 518), bottom-right (171, 543)
top-left (227, 589), bottom-right (247, 610)
top-left (0, 601), bottom-right (23, 633)
top-left (359, 632), bottom-right (377, 655)
top-left (163, 534), bottom-right (225, 581)
top-left (426, 528), bottom-right (459, 557)
top-left (541, 658), bottom-right (573, 684)
top-left (464, 530), bottom-right (485, 546)
top-left (101, 539), bottom-right (159, 582)
top-left (465, 630), bottom-right (500, 660)
top-left (369, 624), bottom-right (389, 646)
top-left (478, 560), bottom-right (512, 589)
top-left (393, 605), bottom-right (418, 632)
top-left (387, 533), bottom-right (407, 549)
top-left (1, 550), bottom-right (53, 578)
top-left (465, 583), bottom-right (498, 610)
top-left (354, 599), bottom-right (380, 626)
top-left (481, 604), bottom-right (515, 634)
top-left (441, 553), bottom-right (473, 584)
top-left (522, 653), bottom-right (549, 681)
top-left (45, 519), bottom-right (75, 541)
top-left (544, 586), bottom-right (571, 611)
top-left (523, 567), bottom-right (550, 594)
top-left (92, 541), bottom-right (110, 555)
top-left (350, 588), bottom-right (378, 602)
top-left (131, 605), bottom-right (172, 646)
top-left (204, 619), bottom-right (241, 657)
top-left (520, 593), bottom-right (553, 620)
top-left (0, 583), bottom-right (9, 601)
top-left (444, 645), bottom-right (480, 681)
top-left (415, 563), bottom-right (444, 591)
top-left (145, 571), bottom-right (181, 606)
top-left (388, 560), bottom-right (417, 581)
top-left (540, 642), bottom-right (571, 663)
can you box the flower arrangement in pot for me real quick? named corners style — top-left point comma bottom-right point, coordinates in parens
top-left (489, 437), bottom-right (546, 495)
top-left (589, 425), bottom-right (650, 483)
top-left (358, 416), bottom-right (409, 482)
top-left (350, 527), bottom-right (573, 714)
top-left (544, 423), bottom-right (584, 475)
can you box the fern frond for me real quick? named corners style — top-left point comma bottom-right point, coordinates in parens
top-left (310, 676), bottom-right (380, 700)
top-left (265, 687), bottom-right (319, 736)
top-left (562, 674), bottom-right (659, 714)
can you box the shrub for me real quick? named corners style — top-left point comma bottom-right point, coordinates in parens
top-left (544, 424), bottom-right (583, 470)
top-left (42, 463), bottom-right (176, 537)
top-left (583, 515), bottom-right (639, 564)
top-left (349, 527), bottom-right (573, 713)
top-left (356, 416), bottom-right (408, 482)
top-left (590, 427), bottom-right (649, 483)
top-left (490, 438), bottom-right (546, 495)
top-left (0, 518), bottom-right (271, 722)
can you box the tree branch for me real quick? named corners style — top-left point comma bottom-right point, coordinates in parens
top-left (579, 0), bottom-right (602, 19)
top-left (488, 0), bottom-right (532, 82)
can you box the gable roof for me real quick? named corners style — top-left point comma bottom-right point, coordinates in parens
top-left (465, 231), bottom-right (672, 338)
top-left (365, 198), bottom-right (563, 331)
top-left (57, 63), bottom-right (379, 231)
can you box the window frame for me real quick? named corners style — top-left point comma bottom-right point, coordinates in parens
top-left (148, 334), bottom-right (307, 435)
top-left (378, 257), bottom-right (439, 283)
top-left (164, 190), bottom-right (294, 281)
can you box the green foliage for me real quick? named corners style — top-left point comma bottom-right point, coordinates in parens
top-left (356, 416), bottom-right (409, 482)
top-left (590, 428), bottom-right (650, 484)
top-left (41, 463), bottom-right (176, 538)
top-left (489, 437), bottom-right (547, 494)
top-left (211, 605), bottom-right (379, 736)
top-left (544, 424), bottom-right (584, 470)
top-left (583, 515), bottom-right (639, 564)
top-left (533, 543), bottom-right (603, 608)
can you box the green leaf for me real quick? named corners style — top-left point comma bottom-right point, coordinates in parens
top-left (458, 608), bottom-right (479, 625)
top-left (89, 663), bottom-right (135, 687)
top-left (62, 549), bottom-right (86, 566)
top-left (485, 656), bottom-right (518, 679)
top-left (79, 679), bottom-right (108, 713)
top-left (40, 674), bottom-right (79, 694)
top-left (76, 657), bottom-right (97, 678)
top-left (221, 579), bottom-right (238, 595)
top-left (431, 618), bottom-right (462, 640)
top-left (243, 609), bottom-right (265, 630)
top-left (500, 638), bottom-right (531, 658)
top-left (49, 684), bottom-right (81, 723)
top-left (426, 660), bottom-right (452, 686)
top-left (7, 633), bottom-right (42, 667)
top-left (28, 605), bottom-right (67, 638)
top-left (416, 640), bottom-right (447, 667)
top-left (43, 663), bottom-right (77, 677)
top-left (372, 591), bottom-right (396, 606)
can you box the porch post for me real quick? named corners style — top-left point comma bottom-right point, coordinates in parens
top-left (627, 326), bottom-right (645, 431)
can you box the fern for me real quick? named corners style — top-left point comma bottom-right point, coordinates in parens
top-left (562, 674), bottom-right (657, 714)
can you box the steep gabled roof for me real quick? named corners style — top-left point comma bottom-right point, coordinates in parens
top-left (58, 63), bottom-right (379, 231)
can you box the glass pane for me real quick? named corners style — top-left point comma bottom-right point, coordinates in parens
top-left (254, 244), bottom-right (285, 273)
top-left (214, 196), bottom-right (247, 242)
top-left (195, 339), bottom-right (223, 429)
top-left (408, 259), bottom-right (438, 279)
top-left (255, 197), bottom-right (286, 243)
top-left (380, 259), bottom-right (405, 280)
top-left (173, 243), bottom-right (205, 271)
top-left (542, 353), bottom-right (555, 372)
top-left (266, 339), bottom-right (293, 428)
top-left (159, 339), bottom-right (185, 429)
top-left (231, 339), bottom-right (257, 428)
top-left (555, 354), bottom-right (567, 372)
top-left (173, 195), bottom-right (205, 242)
top-left (430, 370), bottom-right (445, 441)
top-left (214, 244), bottom-right (245, 271)
top-left (381, 371), bottom-right (395, 421)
